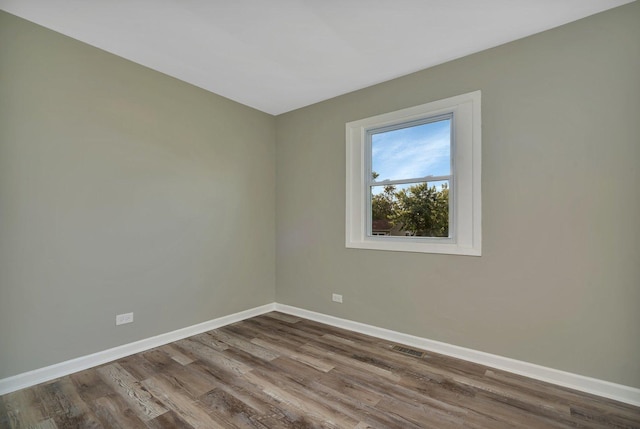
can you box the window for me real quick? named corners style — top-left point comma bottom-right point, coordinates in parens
top-left (346, 91), bottom-right (481, 255)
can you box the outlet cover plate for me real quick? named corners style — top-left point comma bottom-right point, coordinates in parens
top-left (116, 312), bottom-right (134, 325)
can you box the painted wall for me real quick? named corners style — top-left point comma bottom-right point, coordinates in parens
top-left (0, 12), bottom-right (276, 378)
top-left (1, 3), bottom-right (639, 389)
top-left (276, 2), bottom-right (640, 387)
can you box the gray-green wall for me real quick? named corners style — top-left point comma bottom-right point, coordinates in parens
top-left (2, 2), bottom-right (639, 389)
top-left (276, 2), bottom-right (640, 388)
top-left (0, 11), bottom-right (276, 378)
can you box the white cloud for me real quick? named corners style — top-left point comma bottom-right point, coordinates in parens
top-left (372, 120), bottom-right (451, 181)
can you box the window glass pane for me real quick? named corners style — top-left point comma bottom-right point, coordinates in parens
top-left (371, 180), bottom-right (449, 238)
top-left (371, 118), bottom-right (451, 182)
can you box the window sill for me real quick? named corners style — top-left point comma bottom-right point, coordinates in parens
top-left (346, 236), bottom-right (481, 256)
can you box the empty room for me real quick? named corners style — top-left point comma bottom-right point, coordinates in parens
top-left (1, 0), bottom-right (639, 427)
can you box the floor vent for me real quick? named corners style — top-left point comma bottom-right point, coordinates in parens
top-left (392, 345), bottom-right (424, 358)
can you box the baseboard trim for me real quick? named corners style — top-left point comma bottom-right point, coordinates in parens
top-left (275, 303), bottom-right (640, 407)
top-left (0, 303), bottom-right (275, 396)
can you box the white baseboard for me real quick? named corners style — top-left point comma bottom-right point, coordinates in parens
top-left (2, 302), bottom-right (638, 407)
top-left (275, 303), bottom-right (640, 407)
top-left (0, 303), bottom-right (275, 396)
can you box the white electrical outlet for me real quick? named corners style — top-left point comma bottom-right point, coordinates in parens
top-left (332, 293), bottom-right (343, 303)
top-left (116, 312), bottom-right (134, 325)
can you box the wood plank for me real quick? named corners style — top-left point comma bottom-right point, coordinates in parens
top-left (230, 319), bottom-right (309, 350)
top-left (242, 369), bottom-right (356, 428)
top-left (250, 338), bottom-right (334, 372)
top-left (376, 396), bottom-right (465, 428)
top-left (91, 394), bottom-right (147, 429)
top-left (262, 312), bottom-right (302, 324)
top-left (33, 418), bottom-right (59, 429)
top-left (117, 352), bottom-right (166, 382)
top-left (187, 361), bottom-right (313, 427)
top-left (173, 338), bottom-right (251, 376)
top-left (145, 410), bottom-right (195, 429)
top-left (37, 378), bottom-right (104, 429)
top-left (207, 330), bottom-right (279, 362)
top-left (96, 363), bottom-right (167, 422)
top-left (0, 388), bottom-right (46, 428)
top-left (69, 370), bottom-right (114, 403)
top-left (302, 377), bottom-right (424, 429)
top-left (141, 375), bottom-right (230, 429)
top-left (143, 354), bottom-right (217, 399)
top-left (463, 392), bottom-right (586, 429)
top-left (189, 333), bottom-right (228, 352)
top-left (160, 344), bottom-right (195, 366)
top-left (197, 388), bottom-right (269, 429)
top-left (300, 343), bottom-right (402, 382)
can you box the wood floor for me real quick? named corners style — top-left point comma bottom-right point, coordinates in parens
top-left (1, 312), bottom-right (639, 428)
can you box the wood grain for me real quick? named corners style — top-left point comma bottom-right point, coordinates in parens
top-left (1, 312), bottom-right (639, 428)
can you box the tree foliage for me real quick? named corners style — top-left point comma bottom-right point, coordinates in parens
top-left (394, 183), bottom-right (448, 237)
top-left (371, 172), bottom-right (449, 237)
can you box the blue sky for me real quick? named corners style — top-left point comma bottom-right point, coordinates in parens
top-left (371, 119), bottom-right (451, 182)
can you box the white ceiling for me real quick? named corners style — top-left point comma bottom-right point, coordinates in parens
top-left (0, 0), bottom-right (633, 115)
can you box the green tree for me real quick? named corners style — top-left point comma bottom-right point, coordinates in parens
top-left (392, 183), bottom-right (449, 237)
top-left (372, 185), bottom-right (397, 222)
top-left (371, 172), bottom-right (397, 222)
top-left (370, 172), bottom-right (449, 237)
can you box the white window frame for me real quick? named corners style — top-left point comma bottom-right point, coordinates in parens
top-left (346, 91), bottom-right (481, 256)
